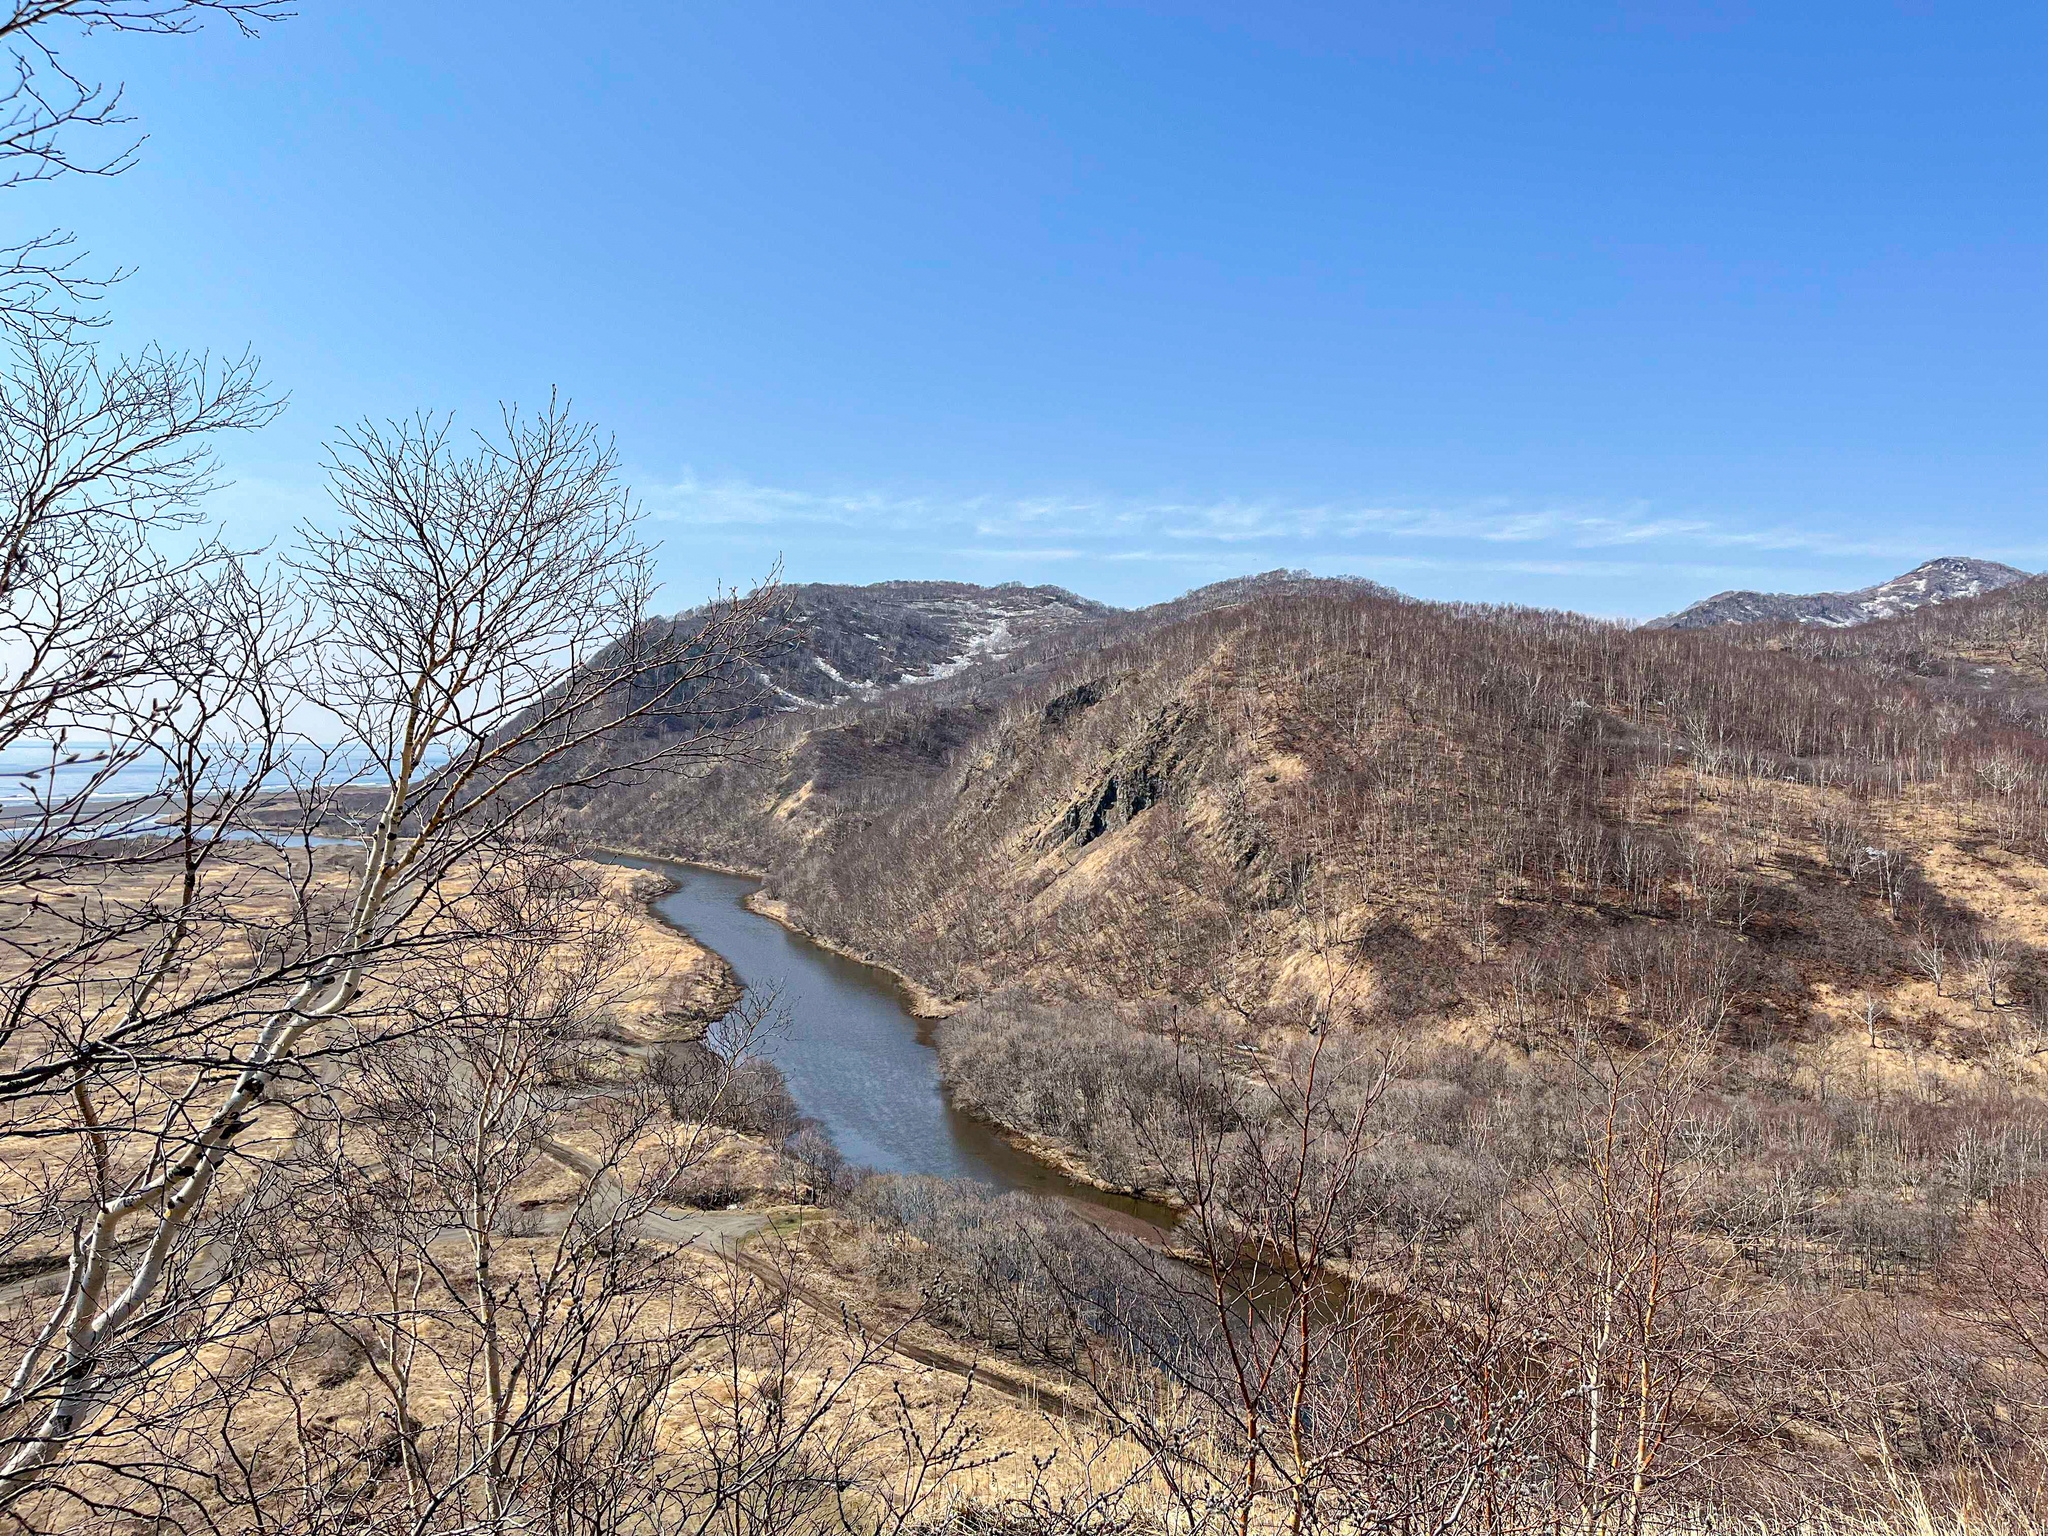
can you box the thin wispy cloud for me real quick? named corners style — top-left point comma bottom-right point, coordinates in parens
top-left (636, 471), bottom-right (2037, 583)
top-left (209, 463), bottom-right (2043, 612)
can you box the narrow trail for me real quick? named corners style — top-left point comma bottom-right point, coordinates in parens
top-left (534, 1136), bottom-right (1097, 1426)
top-left (0, 1064), bottom-right (1095, 1419)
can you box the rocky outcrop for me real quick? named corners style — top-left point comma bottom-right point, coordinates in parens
top-left (1055, 705), bottom-right (1192, 849)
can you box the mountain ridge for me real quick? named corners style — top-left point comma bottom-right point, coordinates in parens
top-left (1646, 555), bottom-right (2032, 630)
top-left (636, 570), bottom-right (1409, 720)
top-left (636, 579), bottom-right (1116, 713)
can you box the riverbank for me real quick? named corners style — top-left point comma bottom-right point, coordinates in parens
top-left (585, 842), bottom-right (956, 1020)
top-left (962, 1113), bottom-right (1188, 1213)
top-left (587, 843), bottom-right (764, 882)
top-left (738, 890), bottom-right (955, 1020)
top-left (592, 860), bottom-right (744, 1038)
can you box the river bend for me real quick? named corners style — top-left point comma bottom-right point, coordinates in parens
top-left (603, 855), bottom-right (1170, 1229)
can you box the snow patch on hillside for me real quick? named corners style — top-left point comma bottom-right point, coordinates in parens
top-left (814, 656), bottom-right (880, 697)
top-left (900, 618), bottom-right (1016, 685)
top-left (1648, 557), bottom-right (2032, 630)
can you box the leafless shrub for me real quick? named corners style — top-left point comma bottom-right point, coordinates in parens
top-left (0, 382), bottom-right (786, 1511)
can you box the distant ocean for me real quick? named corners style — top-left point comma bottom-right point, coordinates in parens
top-left (0, 744), bottom-right (446, 809)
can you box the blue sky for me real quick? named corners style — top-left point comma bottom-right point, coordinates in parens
top-left (25, 1), bottom-right (2046, 617)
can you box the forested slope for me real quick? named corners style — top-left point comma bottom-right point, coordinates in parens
top-left (1749, 573), bottom-right (2048, 728)
top-left (579, 584), bottom-right (2048, 1054)
top-left (566, 579), bottom-right (2048, 1510)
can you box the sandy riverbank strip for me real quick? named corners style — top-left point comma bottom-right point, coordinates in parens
top-left (737, 890), bottom-right (956, 1020)
top-left (589, 860), bottom-right (743, 1039)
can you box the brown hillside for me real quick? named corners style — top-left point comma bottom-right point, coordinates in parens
top-left (576, 588), bottom-right (2048, 1073)
top-left (1745, 573), bottom-right (2048, 729)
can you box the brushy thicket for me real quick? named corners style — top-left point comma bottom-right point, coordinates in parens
top-left (840, 1175), bottom-right (1140, 1361)
top-left (575, 578), bottom-right (2048, 1529)
top-left (837, 1032), bottom-right (2048, 1532)
top-left (938, 998), bottom-right (2048, 1287)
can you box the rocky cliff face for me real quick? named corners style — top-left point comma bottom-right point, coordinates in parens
top-left (1647, 556), bottom-right (2031, 629)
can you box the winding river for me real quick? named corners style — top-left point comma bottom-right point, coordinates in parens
top-left (603, 855), bottom-right (1173, 1230)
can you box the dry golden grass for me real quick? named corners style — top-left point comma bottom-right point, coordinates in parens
top-left (597, 861), bottom-right (742, 1037)
top-left (0, 843), bottom-right (1132, 1530)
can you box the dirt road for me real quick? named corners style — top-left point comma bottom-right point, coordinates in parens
top-left (534, 1135), bottom-right (1094, 1423)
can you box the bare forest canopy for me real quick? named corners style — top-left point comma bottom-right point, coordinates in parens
top-left (546, 567), bottom-right (2048, 1525)
top-left (570, 571), bottom-right (2048, 1021)
top-left (18, 3), bottom-right (2048, 1527)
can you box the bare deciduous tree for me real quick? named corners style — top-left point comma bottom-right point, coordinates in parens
top-left (2, 0), bottom-right (291, 326)
top-left (1025, 1023), bottom-right (1544, 1536)
top-left (1946, 1176), bottom-right (2048, 1380)
top-left (0, 389), bottom-right (785, 1509)
top-left (1502, 1028), bottom-right (1774, 1536)
top-left (215, 859), bottom-right (751, 1534)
